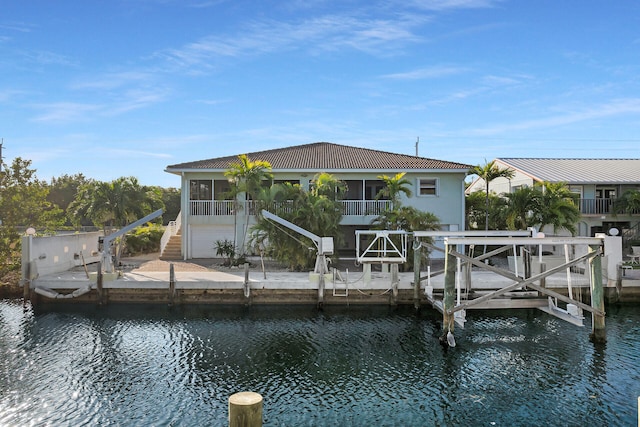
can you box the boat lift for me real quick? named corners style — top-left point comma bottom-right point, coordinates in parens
top-left (412, 231), bottom-right (607, 346)
top-left (261, 210), bottom-right (334, 306)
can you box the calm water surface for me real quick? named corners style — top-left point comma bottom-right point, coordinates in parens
top-left (0, 300), bottom-right (638, 426)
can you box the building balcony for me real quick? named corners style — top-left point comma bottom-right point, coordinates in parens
top-left (188, 199), bottom-right (392, 217)
top-left (578, 198), bottom-right (639, 215)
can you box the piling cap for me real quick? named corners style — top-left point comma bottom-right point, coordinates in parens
top-left (229, 392), bottom-right (263, 406)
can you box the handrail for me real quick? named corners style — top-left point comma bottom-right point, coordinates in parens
top-left (160, 211), bottom-right (181, 255)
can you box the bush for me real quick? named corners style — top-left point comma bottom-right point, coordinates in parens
top-left (126, 224), bottom-right (164, 255)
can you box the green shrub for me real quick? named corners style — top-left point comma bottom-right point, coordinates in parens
top-left (126, 224), bottom-right (164, 255)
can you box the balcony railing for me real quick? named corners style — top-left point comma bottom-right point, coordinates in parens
top-left (188, 199), bottom-right (392, 217)
top-left (578, 198), bottom-right (640, 215)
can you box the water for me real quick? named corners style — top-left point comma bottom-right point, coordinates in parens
top-left (0, 300), bottom-right (638, 427)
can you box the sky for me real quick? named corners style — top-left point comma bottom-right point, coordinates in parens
top-left (2, 0), bottom-right (640, 188)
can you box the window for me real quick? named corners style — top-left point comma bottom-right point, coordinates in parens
top-left (190, 180), bottom-right (212, 200)
top-left (418, 178), bottom-right (438, 196)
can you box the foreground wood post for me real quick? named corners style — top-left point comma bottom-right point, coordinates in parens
top-left (96, 261), bottom-right (103, 305)
top-left (589, 245), bottom-right (606, 343)
top-left (169, 263), bottom-right (175, 305)
top-left (413, 238), bottom-right (421, 310)
top-left (229, 391), bottom-right (262, 427)
top-left (442, 243), bottom-right (456, 343)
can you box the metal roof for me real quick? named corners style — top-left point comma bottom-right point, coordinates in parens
top-left (496, 158), bottom-right (640, 184)
top-left (166, 142), bottom-right (471, 172)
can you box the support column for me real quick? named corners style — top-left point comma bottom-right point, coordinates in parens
top-left (442, 243), bottom-right (456, 343)
top-left (391, 264), bottom-right (398, 305)
top-left (589, 245), bottom-right (606, 343)
top-left (413, 238), bottom-right (421, 311)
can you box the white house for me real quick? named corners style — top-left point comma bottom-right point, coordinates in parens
top-left (163, 142), bottom-right (471, 260)
top-left (466, 158), bottom-right (640, 238)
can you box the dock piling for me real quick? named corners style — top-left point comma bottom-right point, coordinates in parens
top-left (589, 245), bottom-right (606, 343)
top-left (442, 244), bottom-right (456, 345)
top-left (96, 261), bottom-right (103, 305)
top-left (229, 391), bottom-right (262, 427)
top-left (169, 263), bottom-right (176, 305)
top-left (413, 238), bottom-right (421, 310)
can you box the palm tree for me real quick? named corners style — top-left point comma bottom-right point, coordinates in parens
top-left (311, 172), bottom-right (347, 200)
top-left (613, 189), bottom-right (640, 215)
top-left (376, 172), bottom-right (412, 210)
top-left (470, 161), bottom-right (515, 230)
top-left (224, 154), bottom-right (273, 253)
top-left (504, 186), bottom-right (540, 231)
top-left (68, 176), bottom-right (164, 263)
top-left (536, 181), bottom-right (580, 235)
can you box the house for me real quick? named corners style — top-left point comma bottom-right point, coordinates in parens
top-left (466, 158), bottom-right (640, 239)
top-left (163, 142), bottom-right (471, 260)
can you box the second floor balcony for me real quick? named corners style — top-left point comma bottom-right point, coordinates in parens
top-left (189, 199), bottom-right (393, 217)
top-left (579, 198), bottom-right (639, 215)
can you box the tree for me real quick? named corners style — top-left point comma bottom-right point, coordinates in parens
top-left (224, 154), bottom-right (273, 254)
top-left (47, 173), bottom-right (91, 226)
top-left (250, 176), bottom-right (345, 271)
top-left (465, 191), bottom-right (507, 230)
top-left (68, 177), bottom-right (163, 229)
top-left (535, 182), bottom-right (580, 235)
top-left (0, 158), bottom-right (64, 275)
top-left (311, 172), bottom-right (347, 201)
top-left (67, 177), bottom-right (164, 264)
top-left (158, 187), bottom-right (181, 225)
top-left (469, 161), bottom-right (515, 230)
top-left (376, 172), bottom-right (412, 210)
top-left (503, 182), bottom-right (580, 235)
top-left (613, 189), bottom-right (640, 216)
top-left (504, 186), bottom-right (540, 230)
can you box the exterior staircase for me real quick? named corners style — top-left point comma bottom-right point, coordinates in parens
top-left (160, 229), bottom-right (182, 260)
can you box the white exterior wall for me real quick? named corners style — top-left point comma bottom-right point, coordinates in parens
top-left (21, 232), bottom-right (102, 279)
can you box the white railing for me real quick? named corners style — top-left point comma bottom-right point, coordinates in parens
top-left (341, 200), bottom-right (392, 216)
top-left (188, 199), bottom-right (392, 217)
top-left (160, 211), bottom-right (181, 255)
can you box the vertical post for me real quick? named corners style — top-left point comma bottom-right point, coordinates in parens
top-left (243, 263), bottom-right (250, 300)
top-left (442, 243), bottom-right (456, 343)
top-left (413, 238), bottom-right (421, 310)
top-left (169, 263), bottom-right (175, 305)
top-left (589, 245), bottom-right (606, 343)
top-left (97, 261), bottom-right (103, 305)
top-left (539, 263), bottom-right (546, 289)
top-left (317, 255), bottom-right (325, 308)
top-left (229, 391), bottom-right (262, 427)
top-left (391, 263), bottom-right (398, 305)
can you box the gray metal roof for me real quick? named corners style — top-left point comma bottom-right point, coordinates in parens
top-left (166, 142), bottom-right (471, 172)
top-left (496, 158), bottom-right (640, 184)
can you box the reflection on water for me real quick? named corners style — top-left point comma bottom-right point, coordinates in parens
top-left (0, 301), bottom-right (638, 426)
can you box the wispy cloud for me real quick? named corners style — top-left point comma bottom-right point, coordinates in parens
top-left (21, 50), bottom-right (76, 66)
top-left (469, 98), bottom-right (640, 135)
top-left (401, 0), bottom-right (502, 11)
top-left (382, 65), bottom-right (468, 80)
top-left (32, 102), bottom-right (102, 123)
top-left (71, 72), bottom-right (154, 90)
top-left (157, 13), bottom-right (427, 70)
top-left (32, 87), bottom-right (169, 122)
top-left (0, 22), bottom-right (34, 32)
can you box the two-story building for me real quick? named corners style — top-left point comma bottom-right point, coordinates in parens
top-left (466, 158), bottom-right (640, 239)
top-left (163, 142), bottom-right (471, 260)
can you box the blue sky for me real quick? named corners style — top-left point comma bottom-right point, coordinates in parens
top-left (2, 0), bottom-right (640, 188)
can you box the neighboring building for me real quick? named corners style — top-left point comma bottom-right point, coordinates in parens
top-left (163, 142), bottom-right (471, 259)
top-left (466, 158), bottom-right (640, 238)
